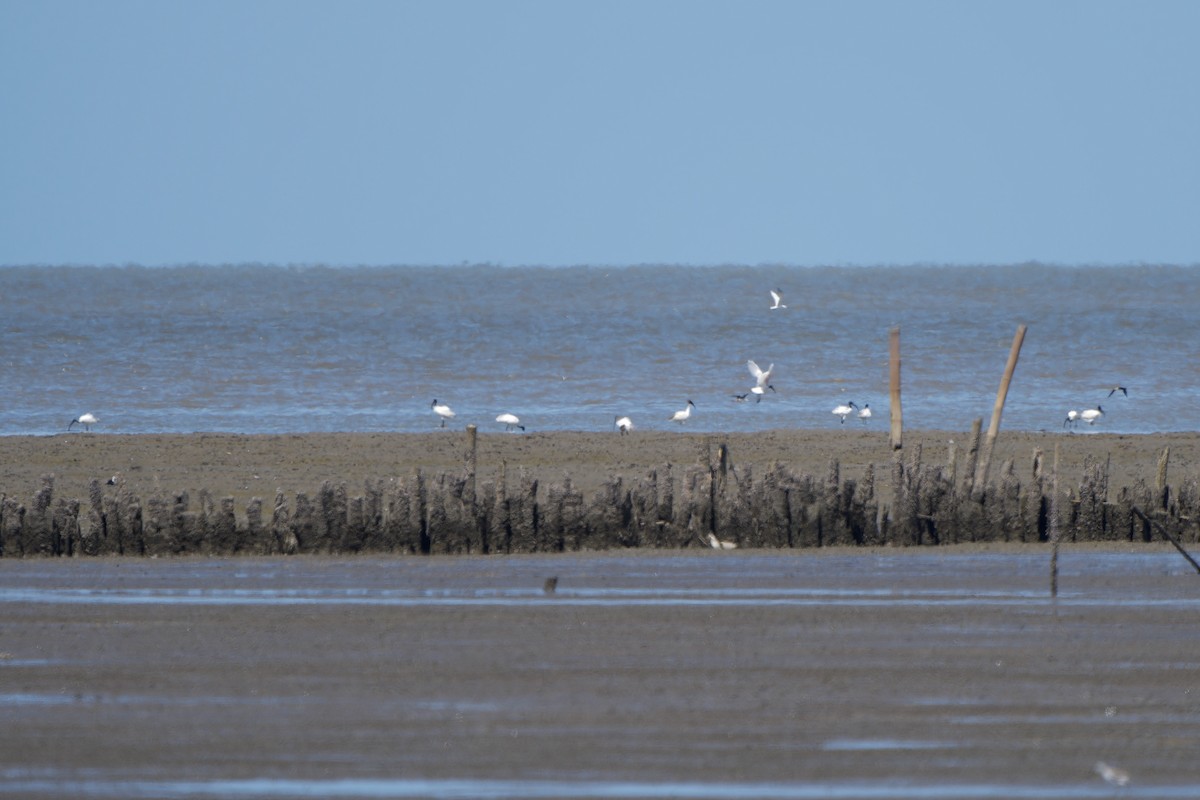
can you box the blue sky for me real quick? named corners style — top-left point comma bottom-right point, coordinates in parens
top-left (2, 0), bottom-right (1198, 267)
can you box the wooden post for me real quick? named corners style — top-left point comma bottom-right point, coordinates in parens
top-left (1155, 446), bottom-right (1170, 510)
top-left (889, 326), bottom-right (902, 451)
top-left (1050, 443), bottom-right (1060, 597)
top-left (962, 418), bottom-right (982, 496)
top-left (972, 324), bottom-right (1027, 498)
top-left (464, 424), bottom-right (478, 507)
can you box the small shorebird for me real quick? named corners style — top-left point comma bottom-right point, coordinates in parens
top-left (769, 288), bottom-right (787, 310)
top-left (68, 413), bottom-right (98, 432)
top-left (1080, 406), bottom-right (1104, 425)
top-left (668, 400), bottom-right (695, 424)
top-left (431, 400), bottom-right (456, 428)
top-left (1094, 761), bottom-right (1130, 787)
top-left (706, 533), bottom-right (737, 550)
top-left (832, 401), bottom-right (859, 424)
top-left (1064, 409), bottom-right (1079, 429)
top-left (496, 413), bottom-right (524, 432)
top-left (1107, 385), bottom-right (1129, 398)
top-left (857, 404), bottom-right (872, 422)
top-left (732, 393), bottom-right (750, 403)
top-left (614, 415), bottom-right (634, 435)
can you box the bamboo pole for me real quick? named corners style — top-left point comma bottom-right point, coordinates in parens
top-left (972, 324), bottom-right (1027, 498)
top-left (1050, 443), bottom-right (1060, 598)
top-left (889, 327), bottom-right (902, 451)
top-left (465, 424), bottom-right (478, 507)
top-left (1155, 446), bottom-right (1170, 509)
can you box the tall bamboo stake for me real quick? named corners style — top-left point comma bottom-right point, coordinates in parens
top-left (889, 326), bottom-right (902, 451)
top-left (972, 324), bottom-right (1027, 498)
top-left (1050, 442), bottom-right (1060, 598)
top-left (465, 424), bottom-right (478, 508)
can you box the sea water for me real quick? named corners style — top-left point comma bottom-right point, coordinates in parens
top-left (1, 263), bottom-right (1196, 435)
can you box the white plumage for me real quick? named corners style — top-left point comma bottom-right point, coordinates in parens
top-left (614, 415), bottom-right (634, 434)
top-left (668, 400), bottom-right (695, 424)
top-left (1094, 761), bottom-right (1130, 787)
top-left (746, 360), bottom-right (776, 402)
top-left (431, 400), bottom-right (456, 428)
top-left (831, 401), bottom-right (859, 424)
top-left (706, 533), bottom-right (737, 550)
top-left (1080, 406), bottom-right (1104, 425)
top-left (496, 413), bottom-right (524, 432)
top-left (68, 413), bottom-right (98, 432)
top-left (769, 288), bottom-right (786, 310)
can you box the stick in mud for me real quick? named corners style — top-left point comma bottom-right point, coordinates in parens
top-left (1131, 506), bottom-right (1200, 575)
top-left (889, 326), bottom-right (902, 451)
top-left (973, 324), bottom-right (1027, 499)
top-left (1050, 443), bottom-right (1061, 598)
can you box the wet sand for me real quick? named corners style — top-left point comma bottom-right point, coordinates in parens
top-left (1, 548), bottom-right (1199, 796)
top-left (4, 429), bottom-right (1199, 513)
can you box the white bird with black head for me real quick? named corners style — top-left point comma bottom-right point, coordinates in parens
top-left (496, 413), bottom-right (524, 432)
top-left (668, 400), bottom-right (695, 424)
top-left (832, 401), bottom-right (859, 424)
top-left (431, 400), bottom-right (456, 428)
top-left (746, 360), bottom-right (776, 403)
top-left (68, 413), bottom-right (98, 432)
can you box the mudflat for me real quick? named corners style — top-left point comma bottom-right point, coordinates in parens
top-left (3, 429), bottom-right (1198, 512)
top-left (1, 548), bottom-right (1198, 797)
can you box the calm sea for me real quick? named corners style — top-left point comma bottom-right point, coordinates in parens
top-left (1, 264), bottom-right (1197, 436)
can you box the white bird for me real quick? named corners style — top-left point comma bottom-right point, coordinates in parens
top-left (706, 533), bottom-right (738, 550)
top-left (832, 401), bottom-right (859, 424)
top-left (668, 400), bottom-right (695, 424)
top-left (857, 404), bottom-right (872, 422)
top-left (769, 288), bottom-right (787, 310)
top-left (431, 400), bottom-right (456, 428)
top-left (1064, 409), bottom-right (1079, 429)
top-left (746, 360), bottom-right (776, 402)
top-left (1080, 405), bottom-right (1104, 425)
top-left (614, 415), bottom-right (634, 435)
top-left (496, 413), bottom-right (524, 432)
top-left (68, 413), bottom-right (98, 432)
top-left (1094, 761), bottom-right (1130, 787)
top-left (750, 385), bottom-right (777, 403)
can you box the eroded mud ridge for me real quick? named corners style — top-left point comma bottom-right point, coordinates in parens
top-left (3, 429), bottom-right (1197, 557)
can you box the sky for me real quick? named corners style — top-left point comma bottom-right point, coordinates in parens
top-left (2, 0), bottom-right (1199, 268)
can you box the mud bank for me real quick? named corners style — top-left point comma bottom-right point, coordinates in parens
top-left (2, 430), bottom-right (1199, 557)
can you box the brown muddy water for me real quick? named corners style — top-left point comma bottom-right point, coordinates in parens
top-left (2, 546), bottom-right (1199, 798)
